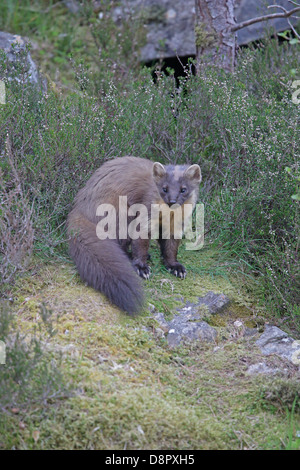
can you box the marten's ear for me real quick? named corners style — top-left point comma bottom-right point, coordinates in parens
top-left (184, 164), bottom-right (202, 183)
top-left (153, 162), bottom-right (166, 182)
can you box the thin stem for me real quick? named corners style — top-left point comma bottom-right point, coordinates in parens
top-left (232, 6), bottom-right (300, 32)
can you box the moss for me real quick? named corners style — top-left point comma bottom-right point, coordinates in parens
top-left (194, 23), bottom-right (217, 49)
top-left (261, 379), bottom-right (300, 412)
top-left (2, 250), bottom-right (298, 450)
top-left (208, 314), bottom-right (227, 327)
top-left (23, 299), bottom-right (40, 315)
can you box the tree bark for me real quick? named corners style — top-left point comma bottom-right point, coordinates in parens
top-left (194, 0), bottom-right (237, 73)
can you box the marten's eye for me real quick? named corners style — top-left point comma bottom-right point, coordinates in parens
top-left (180, 187), bottom-right (187, 193)
top-left (163, 187), bottom-right (168, 193)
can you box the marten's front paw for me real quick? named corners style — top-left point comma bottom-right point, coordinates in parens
top-left (167, 263), bottom-right (186, 279)
top-left (132, 260), bottom-right (151, 280)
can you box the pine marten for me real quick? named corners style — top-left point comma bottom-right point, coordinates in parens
top-left (67, 156), bottom-right (201, 314)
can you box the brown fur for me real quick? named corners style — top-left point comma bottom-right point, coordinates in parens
top-left (67, 156), bottom-right (201, 314)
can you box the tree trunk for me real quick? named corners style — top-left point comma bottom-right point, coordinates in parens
top-left (194, 0), bottom-right (237, 73)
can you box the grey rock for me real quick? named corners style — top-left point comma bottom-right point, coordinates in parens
top-left (256, 325), bottom-right (300, 365)
top-left (167, 320), bottom-right (217, 347)
top-left (0, 31), bottom-right (45, 90)
top-left (152, 291), bottom-right (231, 346)
top-left (246, 361), bottom-right (285, 376)
top-left (153, 311), bottom-right (169, 332)
top-left (63, 0), bottom-right (80, 14)
top-left (153, 299), bottom-right (218, 347)
top-left (176, 291), bottom-right (230, 317)
top-left (196, 291), bottom-right (230, 314)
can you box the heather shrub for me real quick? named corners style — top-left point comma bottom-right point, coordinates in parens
top-left (0, 145), bottom-right (34, 294)
top-left (0, 301), bottom-right (69, 411)
top-left (191, 42), bottom-right (299, 322)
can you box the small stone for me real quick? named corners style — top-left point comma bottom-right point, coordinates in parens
top-left (167, 320), bottom-right (217, 347)
top-left (63, 0), bottom-right (80, 14)
top-left (137, 425), bottom-right (145, 435)
top-left (167, 330), bottom-right (181, 348)
top-left (196, 291), bottom-right (230, 315)
top-left (176, 291), bottom-right (230, 318)
top-left (165, 8), bottom-right (177, 20)
top-left (246, 362), bottom-right (283, 376)
top-left (256, 325), bottom-right (300, 365)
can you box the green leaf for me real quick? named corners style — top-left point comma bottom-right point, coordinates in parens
top-left (277, 31), bottom-right (289, 39)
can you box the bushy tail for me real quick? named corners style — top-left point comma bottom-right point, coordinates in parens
top-left (67, 212), bottom-right (144, 315)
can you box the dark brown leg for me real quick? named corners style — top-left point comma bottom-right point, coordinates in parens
top-left (131, 238), bottom-right (151, 279)
top-left (158, 238), bottom-right (186, 279)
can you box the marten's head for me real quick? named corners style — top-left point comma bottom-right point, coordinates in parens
top-left (153, 162), bottom-right (201, 207)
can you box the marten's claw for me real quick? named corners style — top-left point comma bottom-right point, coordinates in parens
top-left (133, 260), bottom-right (151, 280)
top-left (167, 263), bottom-right (186, 279)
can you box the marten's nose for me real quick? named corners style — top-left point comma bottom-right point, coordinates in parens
top-left (169, 199), bottom-right (177, 206)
